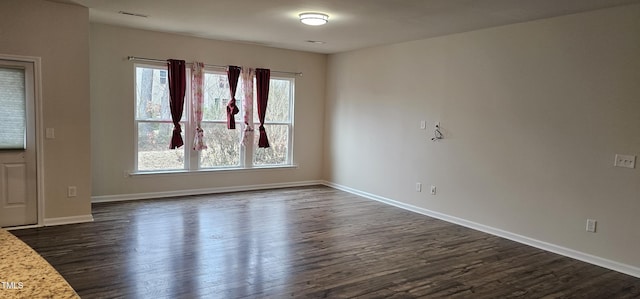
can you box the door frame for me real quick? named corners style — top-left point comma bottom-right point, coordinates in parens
top-left (1, 54), bottom-right (44, 228)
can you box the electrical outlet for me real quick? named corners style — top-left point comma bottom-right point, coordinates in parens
top-left (67, 186), bottom-right (77, 198)
top-left (416, 183), bottom-right (422, 192)
top-left (430, 185), bottom-right (436, 195)
top-left (586, 219), bottom-right (597, 233)
top-left (614, 154), bottom-right (636, 169)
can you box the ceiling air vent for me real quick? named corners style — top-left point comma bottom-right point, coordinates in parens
top-left (118, 11), bottom-right (148, 18)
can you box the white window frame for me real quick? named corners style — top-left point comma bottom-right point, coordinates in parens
top-left (196, 69), bottom-right (242, 170)
top-left (133, 64), bottom-right (295, 174)
top-left (249, 75), bottom-right (295, 168)
top-left (133, 63), bottom-right (192, 172)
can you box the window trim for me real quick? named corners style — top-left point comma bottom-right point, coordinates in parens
top-left (133, 63), bottom-right (192, 172)
top-left (250, 76), bottom-right (295, 167)
top-left (133, 64), bottom-right (295, 174)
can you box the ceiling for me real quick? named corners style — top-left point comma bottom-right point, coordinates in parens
top-left (51, 0), bottom-right (640, 54)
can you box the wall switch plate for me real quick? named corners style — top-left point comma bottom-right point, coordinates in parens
top-left (416, 183), bottom-right (422, 192)
top-left (46, 128), bottom-right (55, 139)
top-left (67, 186), bottom-right (77, 198)
top-left (586, 219), bottom-right (597, 233)
top-left (430, 185), bottom-right (436, 195)
top-left (614, 154), bottom-right (636, 169)
top-left (420, 121), bottom-right (426, 130)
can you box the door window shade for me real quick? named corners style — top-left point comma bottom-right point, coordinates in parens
top-left (0, 67), bottom-right (26, 149)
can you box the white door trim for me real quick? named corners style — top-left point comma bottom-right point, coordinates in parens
top-left (0, 54), bottom-right (44, 227)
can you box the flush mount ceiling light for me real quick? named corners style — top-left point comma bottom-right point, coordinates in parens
top-left (299, 13), bottom-right (329, 26)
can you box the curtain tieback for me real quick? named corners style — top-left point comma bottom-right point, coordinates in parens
top-left (228, 98), bottom-right (239, 115)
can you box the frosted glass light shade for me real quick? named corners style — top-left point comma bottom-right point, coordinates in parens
top-left (299, 13), bottom-right (329, 26)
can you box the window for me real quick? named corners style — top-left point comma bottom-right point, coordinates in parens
top-left (199, 72), bottom-right (239, 168)
top-left (0, 65), bottom-right (26, 149)
top-left (135, 66), bottom-right (185, 171)
top-left (253, 78), bottom-right (292, 166)
top-left (158, 70), bottom-right (167, 84)
top-left (134, 64), bottom-right (294, 172)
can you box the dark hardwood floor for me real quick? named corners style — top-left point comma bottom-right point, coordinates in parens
top-left (11, 186), bottom-right (640, 298)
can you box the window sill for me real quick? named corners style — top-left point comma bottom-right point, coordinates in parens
top-left (128, 164), bottom-right (299, 177)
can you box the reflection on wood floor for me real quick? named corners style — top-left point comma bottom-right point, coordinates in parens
top-left (12, 186), bottom-right (640, 298)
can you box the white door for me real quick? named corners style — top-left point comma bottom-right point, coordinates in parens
top-left (0, 59), bottom-right (37, 227)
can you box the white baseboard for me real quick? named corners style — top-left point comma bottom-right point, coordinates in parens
top-left (43, 214), bottom-right (94, 226)
top-left (323, 181), bottom-right (640, 279)
top-left (4, 224), bottom-right (40, 231)
top-left (92, 180), bottom-right (324, 203)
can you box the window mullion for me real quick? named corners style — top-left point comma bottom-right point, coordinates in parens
top-left (184, 70), bottom-right (198, 171)
top-left (133, 119), bottom-right (139, 171)
top-left (243, 129), bottom-right (253, 168)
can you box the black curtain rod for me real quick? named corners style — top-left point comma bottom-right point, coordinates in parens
top-left (127, 56), bottom-right (303, 77)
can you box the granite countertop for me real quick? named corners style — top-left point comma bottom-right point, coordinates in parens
top-left (0, 229), bottom-right (79, 299)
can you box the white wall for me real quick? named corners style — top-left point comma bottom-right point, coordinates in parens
top-left (325, 5), bottom-right (640, 269)
top-left (90, 24), bottom-right (326, 197)
top-left (0, 0), bottom-right (91, 221)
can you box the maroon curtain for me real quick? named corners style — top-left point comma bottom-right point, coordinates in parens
top-left (168, 59), bottom-right (186, 149)
top-left (226, 66), bottom-right (241, 129)
top-left (256, 68), bottom-right (270, 148)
